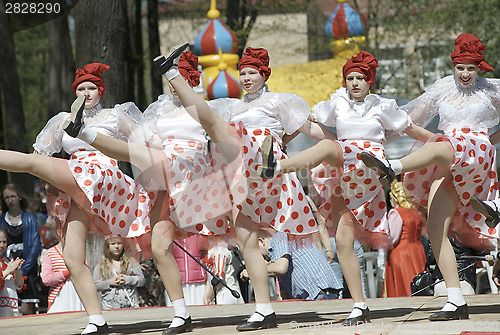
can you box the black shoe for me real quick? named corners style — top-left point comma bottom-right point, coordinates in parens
top-left (85, 322), bottom-right (109, 334)
top-left (428, 302), bottom-right (469, 321)
top-left (360, 152), bottom-right (395, 188)
top-left (63, 96), bottom-right (86, 138)
top-left (154, 43), bottom-right (190, 76)
top-left (236, 312), bottom-right (277, 331)
top-left (470, 196), bottom-right (500, 228)
top-left (162, 316), bottom-right (192, 334)
top-left (341, 307), bottom-right (371, 326)
top-left (259, 135), bottom-right (276, 179)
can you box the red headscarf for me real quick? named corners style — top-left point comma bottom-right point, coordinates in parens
top-left (178, 51), bottom-right (201, 86)
top-left (342, 51), bottom-right (379, 88)
top-left (71, 63), bottom-right (110, 98)
top-left (450, 33), bottom-right (494, 72)
top-left (237, 47), bottom-right (271, 81)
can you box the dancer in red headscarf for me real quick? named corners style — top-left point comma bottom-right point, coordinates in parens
top-left (64, 52), bottom-right (238, 334)
top-left (360, 33), bottom-right (500, 321)
top-left (132, 44), bottom-right (340, 331)
top-left (258, 51), bottom-right (432, 325)
top-left (0, 63), bottom-right (157, 334)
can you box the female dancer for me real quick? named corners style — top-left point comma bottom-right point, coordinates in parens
top-left (360, 33), bottom-right (500, 321)
top-left (0, 63), bottom-right (155, 334)
top-left (258, 51), bottom-right (432, 325)
top-left (64, 51), bottom-right (235, 334)
top-left (154, 45), bottom-right (338, 331)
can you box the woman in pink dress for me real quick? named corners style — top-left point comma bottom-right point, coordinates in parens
top-left (0, 63), bottom-right (154, 334)
top-left (361, 33), bottom-right (500, 321)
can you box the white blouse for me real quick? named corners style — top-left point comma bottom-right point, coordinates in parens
top-left (143, 94), bottom-right (207, 148)
top-left (312, 87), bottom-right (411, 142)
top-left (33, 103), bottom-right (146, 156)
top-left (208, 86), bottom-right (310, 141)
top-left (402, 76), bottom-right (500, 134)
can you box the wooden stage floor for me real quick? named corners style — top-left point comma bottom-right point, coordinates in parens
top-left (1, 294), bottom-right (499, 335)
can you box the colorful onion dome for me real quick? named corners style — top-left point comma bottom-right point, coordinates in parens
top-left (324, 0), bottom-right (365, 40)
top-left (207, 55), bottom-right (241, 100)
top-left (194, 0), bottom-right (239, 56)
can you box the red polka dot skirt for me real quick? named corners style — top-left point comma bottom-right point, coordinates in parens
top-left (52, 151), bottom-right (155, 255)
top-left (310, 139), bottom-right (391, 248)
top-left (403, 129), bottom-right (499, 250)
top-left (232, 122), bottom-right (317, 236)
top-left (161, 139), bottom-right (233, 239)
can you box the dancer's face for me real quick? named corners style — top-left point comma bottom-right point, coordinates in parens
top-left (454, 63), bottom-right (479, 88)
top-left (76, 81), bottom-right (101, 108)
top-left (240, 67), bottom-right (265, 94)
top-left (2, 189), bottom-right (20, 212)
top-left (345, 71), bottom-right (370, 101)
top-left (108, 237), bottom-right (124, 260)
top-left (0, 231), bottom-right (7, 255)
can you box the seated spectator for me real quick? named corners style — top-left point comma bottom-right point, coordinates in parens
top-left (137, 258), bottom-right (166, 307)
top-left (203, 238), bottom-right (244, 305)
top-left (166, 235), bottom-right (207, 306)
top-left (0, 228), bottom-right (24, 316)
top-left (41, 240), bottom-right (84, 313)
top-left (93, 236), bottom-right (145, 309)
top-left (241, 229), bottom-right (342, 300)
top-left (493, 253), bottom-right (500, 288)
top-left (385, 180), bottom-right (427, 297)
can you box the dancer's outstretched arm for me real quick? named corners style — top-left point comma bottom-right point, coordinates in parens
top-left (404, 123), bottom-right (434, 142)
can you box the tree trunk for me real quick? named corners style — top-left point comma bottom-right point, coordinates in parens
top-left (148, 0), bottom-right (162, 100)
top-left (0, 0), bottom-right (33, 191)
top-left (48, 11), bottom-right (75, 119)
top-left (74, 0), bottom-right (132, 106)
top-left (134, 0), bottom-right (146, 110)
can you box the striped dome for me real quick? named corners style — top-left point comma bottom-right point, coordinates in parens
top-left (324, 1), bottom-right (365, 40)
top-left (207, 70), bottom-right (241, 100)
top-left (194, 19), bottom-right (239, 56)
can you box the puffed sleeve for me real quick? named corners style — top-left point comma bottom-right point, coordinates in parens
top-left (97, 102), bottom-right (152, 145)
top-left (487, 78), bottom-right (500, 113)
top-left (379, 98), bottom-right (412, 133)
top-left (207, 98), bottom-right (240, 122)
top-left (32, 112), bottom-right (70, 156)
top-left (401, 77), bottom-right (449, 127)
top-left (276, 93), bottom-right (310, 134)
top-left (312, 93), bottom-right (338, 127)
top-left (143, 94), bottom-right (177, 132)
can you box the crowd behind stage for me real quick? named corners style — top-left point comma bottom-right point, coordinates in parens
top-left (0, 179), bottom-right (498, 317)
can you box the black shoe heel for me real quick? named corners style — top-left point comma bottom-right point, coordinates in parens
top-left (428, 303), bottom-right (469, 321)
top-left (360, 152), bottom-right (395, 188)
top-left (260, 135), bottom-right (276, 179)
top-left (86, 322), bottom-right (109, 335)
top-left (154, 42), bottom-right (190, 76)
top-left (236, 312), bottom-right (277, 331)
top-left (162, 316), bottom-right (192, 334)
top-left (470, 196), bottom-right (500, 228)
top-left (341, 307), bottom-right (371, 326)
top-left (63, 96), bottom-right (86, 137)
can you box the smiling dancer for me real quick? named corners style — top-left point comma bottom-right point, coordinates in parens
top-left (360, 33), bottom-right (500, 321)
top-left (258, 51), bottom-right (432, 325)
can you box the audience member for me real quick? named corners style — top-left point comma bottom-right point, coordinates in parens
top-left (492, 254), bottom-right (500, 288)
top-left (241, 229), bottom-right (342, 300)
top-left (41, 240), bottom-right (84, 313)
top-left (385, 181), bottom-right (427, 297)
top-left (203, 238), bottom-right (244, 305)
top-left (0, 183), bottom-right (42, 315)
top-left (0, 228), bottom-right (24, 316)
top-left (166, 236), bottom-right (207, 306)
top-left (93, 236), bottom-right (145, 309)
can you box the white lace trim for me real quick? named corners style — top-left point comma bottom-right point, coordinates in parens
top-left (243, 85), bottom-right (269, 103)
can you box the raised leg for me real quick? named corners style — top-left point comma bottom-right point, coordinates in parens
top-left (280, 139), bottom-right (342, 173)
top-left (400, 141), bottom-right (454, 172)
